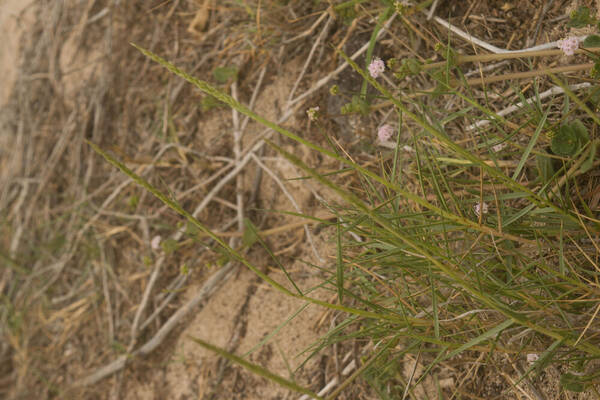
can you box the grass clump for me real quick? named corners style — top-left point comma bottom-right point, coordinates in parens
top-left (110, 1), bottom-right (600, 394)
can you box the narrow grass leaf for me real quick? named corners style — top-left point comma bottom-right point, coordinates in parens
top-left (512, 110), bottom-right (548, 180)
top-left (188, 336), bottom-right (323, 399)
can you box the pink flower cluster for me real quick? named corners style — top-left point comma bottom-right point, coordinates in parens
top-left (557, 36), bottom-right (579, 56)
top-left (474, 202), bottom-right (489, 218)
top-left (368, 57), bottom-right (385, 78)
top-left (377, 124), bottom-right (394, 142)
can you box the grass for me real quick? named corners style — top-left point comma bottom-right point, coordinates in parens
top-left (97, 2), bottom-right (600, 397)
top-left (3, 0), bottom-right (600, 398)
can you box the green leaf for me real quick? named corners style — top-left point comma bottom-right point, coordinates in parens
top-left (536, 153), bottom-right (555, 184)
top-left (551, 125), bottom-right (580, 157)
top-left (583, 34), bottom-right (600, 48)
top-left (513, 111), bottom-right (547, 180)
top-left (568, 6), bottom-right (595, 28)
top-left (188, 336), bottom-right (324, 399)
top-left (242, 218), bottom-right (259, 248)
top-left (570, 119), bottom-right (589, 143)
top-left (336, 220), bottom-right (344, 303)
top-left (560, 373), bottom-right (586, 392)
top-left (580, 140), bottom-right (597, 174)
top-left (161, 238), bottom-right (178, 254)
top-left (200, 95), bottom-right (225, 111)
top-left (352, 95), bottom-right (370, 116)
top-left (213, 66), bottom-right (238, 83)
top-left (591, 62), bottom-right (600, 80)
top-left (443, 319), bottom-right (514, 361)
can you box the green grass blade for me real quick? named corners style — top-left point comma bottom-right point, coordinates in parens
top-left (336, 218), bottom-right (344, 303)
top-left (512, 110), bottom-right (548, 180)
top-left (188, 336), bottom-right (323, 399)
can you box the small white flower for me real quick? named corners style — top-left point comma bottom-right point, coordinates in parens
top-left (527, 353), bottom-right (539, 364)
top-left (306, 106), bottom-right (320, 121)
top-left (151, 235), bottom-right (162, 250)
top-left (474, 202), bottom-right (489, 218)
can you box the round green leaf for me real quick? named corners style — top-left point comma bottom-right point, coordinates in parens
top-left (551, 125), bottom-right (579, 157)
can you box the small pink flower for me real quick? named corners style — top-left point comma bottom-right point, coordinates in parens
top-left (368, 57), bottom-right (385, 78)
top-left (557, 36), bottom-right (579, 56)
top-left (377, 124), bottom-right (394, 142)
top-left (527, 353), bottom-right (539, 364)
top-left (492, 143), bottom-right (506, 152)
top-left (474, 202), bottom-right (489, 218)
top-left (151, 235), bottom-right (162, 250)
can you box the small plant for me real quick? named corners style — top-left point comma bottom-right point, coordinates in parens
top-left (550, 120), bottom-right (589, 157)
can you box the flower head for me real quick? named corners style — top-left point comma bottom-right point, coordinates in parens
top-left (151, 235), bottom-right (162, 250)
top-left (377, 124), bottom-right (394, 142)
top-left (368, 57), bottom-right (385, 78)
top-left (306, 106), bottom-right (320, 121)
top-left (474, 202), bottom-right (489, 218)
top-left (557, 36), bottom-right (579, 56)
top-left (492, 142), bottom-right (506, 152)
top-left (527, 353), bottom-right (539, 364)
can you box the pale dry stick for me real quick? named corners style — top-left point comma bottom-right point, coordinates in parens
top-left (401, 351), bottom-right (422, 400)
top-left (463, 63), bottom-right (592, 86)
top-left (231, 82), bottom-right (245, 232)
top-left (466, 82), bottom-right (592, 131)
top-left (283, 10), bottom-right (328, 44)
top-left (99, 246), bottom-right (115, 344)
top-left (287, 15), bottom-right (334, 104)
top-left (528, 0), bottom-right (555, 48)
top-left (73, 261), bottom-right (236, 387)
top-left (463, 60), bottom-right (510, 77)
top-left (86, 7), bottom-right (109, 25)
top-left (433, 15), bottom-right (587, 54)
top-left (507, 328), bottom-right (534, 345)
top-left (426, 0), bottom-right (439, 20)
top-left (139, 273), bottom-right (188, 332)
top-left (422, 49), bottom-right (598, 71)
top-left (298, 352), bottom-right (356, 400)
top-left (7, 181), bottom-right (29, 257)
top-left (240, 66), bottom-right (267, 133)
top-left (287, 12), bottom-right (398, 108)
top-left (439, 309), bottom-right (496, 322)
top-left (251, 154), bottom-right (323, 263)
